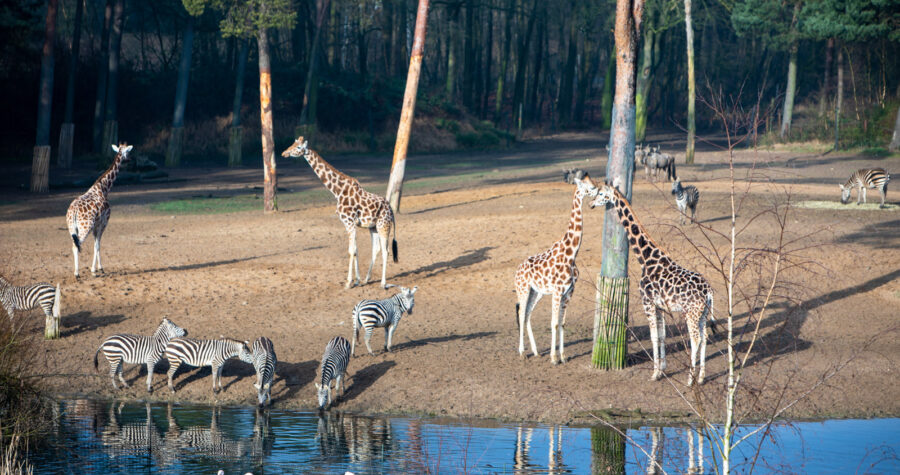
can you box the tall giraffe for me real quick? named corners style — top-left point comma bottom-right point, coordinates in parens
top-left (591, 182), bottom-right (717, 385)
top-left (514, 170), bottom-right (600, 364)
top-left (282, 137), bottom-right (397, 288)
top-left (66, 143), bottom-right (132, 278)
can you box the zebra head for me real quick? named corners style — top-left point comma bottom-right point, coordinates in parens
top-left (399, 286), bottom-right (418, 315)
top-left (672, 178), bottom-right (682, 195)
top-left (254, 381), bottom-right (272, 407)
top-left (281, 136), bottom-right (309, 159)
top-left (159, 318), bottom-right (187, 340)
top-left (838, 184), bottom-right (851, 204)
top-left (315, 382), bottom-right (330, 411)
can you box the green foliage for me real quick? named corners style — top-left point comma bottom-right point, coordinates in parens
top-left (184, 0), bottom-right (297, 37)
top-left (732, 0), bottom-right (801, 50)
top-left (801, 0), bottom-right (890, 41)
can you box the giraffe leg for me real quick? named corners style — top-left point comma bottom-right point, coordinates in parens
top-left (346, 227), bottom-right (359, 288)
top-left (516, 287), bottom-right (529, 356)
top-left (379, 226), bottom-right (391, 288)
top-left (91, 234), bottom-right (102, 276)
top-left (657, 311), bottom-right (667, 374)
top-left (363, 228), bottom-right (378, 285)
top-left (643, 299), bottom-right (662, 381)
top-left (697, 310), bottom-right (708, 385)
top-left (558, 293), bottom-right (571, 364)
top-left (72, 242), bottom-right (80, 278)
top-left (550, 294), bottom-right (562, 365)
top-left (524, 290), bottom-right (541, 358)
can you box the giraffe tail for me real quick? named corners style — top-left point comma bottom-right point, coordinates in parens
top-left (705, 291), bottom-right (718, 335)
top-left (391, 219), bottom-right (399, 263)
top-left (52, 284), bottom-right (61, 319)
top-left (70, 214), bottom-right (81, 251)
top-left (515, 303), bottom-right (520, 331)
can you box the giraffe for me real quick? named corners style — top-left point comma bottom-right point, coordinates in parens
top-left (281, 137), bottom-right (397, 288)
top-left (591, 181), bottom-right (717, 385)
top-left (66, 143), bottom-right (133, 278)
top-left (514, 170), bottom-right (600, 365)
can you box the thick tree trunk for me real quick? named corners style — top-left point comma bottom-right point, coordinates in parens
top-left (383, 0), bottom-right (394, 76)
top-left (834, 43), bottom-right (843, 150)
top-left (300, 0), bottom-right (330, 133)
top-left (595, 0), bottom-right (643, 370)
top-left (889, 105), bottom-right (900, 152)
top-left (684, 0), bottom-right (695, 164)
top-left (481, 0), bottom-right (493, 117)
top-left (494, 0), bottom-right (513, 121)
top-left (102, 0), bottom-right (125, 158)
top-left (32, 0), bottom-right (59, 193)
top-left (779, 1), bottom-right (801, 140)
top-left (462, 0), bottom-right (476, 108)
top-left (575, 37), bottom-right (597, 126)
top-left (58, 0), bottom-right (83, 168)
top-left (92, 0), bottom-right (112, 153)
top-left (819, 38), bottom-right (834, 118)
top-left (512, 0), bottom-right (538, 127)
top-left (258, 28), bottom-right (277, 213)
top-left (527, 13), bottom-right (545, 122)
top-left (635, 27), bottom-right (654, 142)
top-left (445, 2), bottom-right (461, 99)
top-left (600, 48), bottom-right (615, 130)
top-left (166, 17), bottom-right (194, 167)
top-left (229, 39), bottom-right (249, 167)
top-left (558, 22), bottom-right (577, 127)
top-left (593, 275), bottom-right (629, 369)
top-left (386, 0), bottom-right (429, 213)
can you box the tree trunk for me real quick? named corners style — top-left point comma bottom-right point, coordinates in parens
top-left (92, 0), bottom-right (112, 153)
top-left (32, 0), bottom-right (59, 193)
top-left (818, 38), bottom-right (834, 118)
top-left (229, 39), bottom-right (249, 167)
top-left (386, 0), bottom-right (430, 213)
top-left (462, 0), bottom-right (476, 108)
top-left (575, 36), bottom-right (596, 126)
top-left (635, 27), bottom-right (654, 142)
top-left (258, 28), bottom-right (277, 213)
top-left (527, 13), bottom-right (545, 122)
top-left (300, 0), bottom-right (330, 134)
top-left (889, 105), bottom-right (900, 152)
top-left (58, 0), bottom-right (83, 168)
top-left (834, 43), bottom-right (843, 150)
top-left (102, 0), bottom-right (125, 158)
top-left (592, 275), bottom-right (629, 369)
top-left (684, 0), bottom-right (695, 164)
top-left (166, 17), bottom-right (194, 167)
top-left (558, 21), bottom-right (577, 127)
top-left (595, 0), bottom-right (643, 369)
top-left (512, 0), bottom-right (538, 126)
top-left (600, 48), bottom-right (615, 130)
top-left (494, 0), bottom-right (513, 121)
top-left (445, 2), bottom-right (460, 99)
top-left (481, 0), bottom-right (493, 117)
top-left (779, 1), bottom-right (800, 140)
top-left (383, 0), bottom-right (394, 76)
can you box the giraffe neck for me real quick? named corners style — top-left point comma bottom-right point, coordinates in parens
top-left (560, 190), bottom-right (585, 260)
top-left (303, 149), bottom-right (355, 199)
top-left (609, 189), bottom-right (667, 266)
top-left (92, 152), bottom-right (125, 197)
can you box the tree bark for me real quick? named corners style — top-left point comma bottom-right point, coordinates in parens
top-left (527, 12), bottom-right (545, 122)
top-left (592, 275), bottom-right (629, 369)
top-left (600, 47), bottom-right (615, 130)
top-left (386, 0), bottom-right (430, 213)
top-left (635, 26), bottom-right (654, 142)
top-left (595, 0), bottom-right (643, 369)
top-left (166, 17), bottom-right (194, 167)
top-left (779, 1), bottom-right (800, 140)
top-left (258, 28), bottom-right (277, 213)
top-left (494, 0), bottom-right (513, 121)
top-left (834, 42), bottom-right (843, 150)
top-left (58, 0), bottom-right (83, 168)
top-left (818, 38), bottom-right (834, 118)
top-left (481, 0), bottom-right (493, 117)
top-left (558, 21), bottom-right (577, 127)
top-left (300, 0), bottom-right (330, 133)
top-left (684, 0), bottom-right (695, 164)
top-left (462, 0), bottom-right (476, 108)
top-left (445, 1), bottom-right (461, 99)
top-left (102, 0), bottom-right (125, 157)
top-left (92, 0), bottom-right (112, 153)
top-left (229, 39), bottom-right (249, 167)
top-left (512, 0), bottom-right (538, 126)
top-left (32, 0), bottom-right (59, 193)
top-left (889, 104), bottom-right (900, 152)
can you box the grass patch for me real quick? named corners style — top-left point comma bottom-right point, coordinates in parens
top-left (795, 200), bottom-right (898, 211)
top-left (149, 189), bottom-right (334, 215)
top-left (0, 201), bottom-right (19, 207)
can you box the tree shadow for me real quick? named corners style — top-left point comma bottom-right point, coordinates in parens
top-left (835, 219), bottom-right (900, 249)
top-left (61, 312), bottom-right (126, 338)
top-left (407, 193), bottom-right (536, 215)
top-left (341, 360), bottom-right (396, 404)
top-left (699, 214), bottom-right (735, 224)
top-left (115, 249), bottom-right (298, 275)
top-left (272, 359), bottom-right (320, 403)
top-left (392, 247), bottom-right (494, 279)
top-left (386, 331), bottom-right (498, 353)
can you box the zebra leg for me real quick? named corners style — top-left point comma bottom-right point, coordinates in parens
top-left (862, 186), bottom-right (868, 204)
top-left (386, 322), bottom-right (398, 352)
top-left (213, 364), bottom-right (223, 393)
top-left (167, 360), bottom-right (181, 393)
top-left (109, 358), bottom-right (121, 390)
top-left (146, 360), bottom-right (156, 393)
top-left (364, 327), bottom-right (375, 355)
top-left (880, 186), bottom-right (887, 208)
top-left (384, 325), bottom-right (391, 352)
top-left (363, 228), bottom-right (378, 285)
top-left (351, 318), bottom-right (358, 356)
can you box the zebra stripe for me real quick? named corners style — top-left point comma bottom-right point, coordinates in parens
top-left (317, 336), bottom-right (351, 410)
top-left (840, 168), bottom-right (891, 207)
top-left (165, 337), bottom-right (253, 394)
top-left (0, 276), bottom-right (60, 320)
top-left (94, 317), bottom-right (187, 392)
top-left (672, 179), bottom-right (700, 224)
top-left (252, 337), bottom-right (277, 407)
top-left (351, 286), bottom-right (417, 356)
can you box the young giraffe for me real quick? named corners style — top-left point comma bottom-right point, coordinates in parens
top-left (591, 181), bottom-right (717, 385)
top-left (514, 170), bottom-right (600, 365)
top-left (66, 143), bottom-right (133, 278)
top-left (281, 137), bottom-right (397, 288)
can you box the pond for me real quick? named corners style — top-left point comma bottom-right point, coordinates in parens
top-left (29, 400), bottom-right (899, 474)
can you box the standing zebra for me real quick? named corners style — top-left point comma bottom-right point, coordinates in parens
top-left (839, 168), bottom-right (891, 208)
top-left (317, 336), bottom-right (351, 411)
top-left (672, 178), bottom-right (700, 225)
top-left (351, 286), bottom-right (418, 356)
top-left (0, 275), bottom-right (60, 322)
top-left (251, 337), bottom-right (277, 407)
top-left (164, 337), bottom-right (253, 394)
top-left (94, 317), bottom-right (187, 392)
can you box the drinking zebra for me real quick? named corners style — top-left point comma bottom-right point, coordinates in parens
top-left (317, 336), bottom-right (351, 411)
top-left (93, 317), bottom-right (187, 392)
top-left (839, 168), bottom-right (891, 208)
top-left (351, 286), bottom-right (417, 356)
top-left (251, 337), bottom-right (277, 407)
top-left (672, 178), bottom-right (700, 224)
top-left (164, 337), bottom-right (253, 394)
top-left (0, 275), bottom-right (60, 322)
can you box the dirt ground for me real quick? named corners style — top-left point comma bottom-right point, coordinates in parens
top-left (1, 132), bottom-right (898, 424)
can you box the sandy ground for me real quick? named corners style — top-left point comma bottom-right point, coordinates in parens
top-left (1, 132), bottom-right (898, 424)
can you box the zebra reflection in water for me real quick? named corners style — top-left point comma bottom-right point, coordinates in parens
top-left (316, 412), bottom-right (397, 466)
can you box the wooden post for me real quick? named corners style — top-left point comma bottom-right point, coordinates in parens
top-left (592, 275), bottom-right (629, 369)
top-left (44, 314), bottom-right (59, 340)
top-left (31, 146), bottom-right (51, 193)
top-left (385, 0), bottom-right (430, 213)
top-left (228, 126), bottom-right (243, 167)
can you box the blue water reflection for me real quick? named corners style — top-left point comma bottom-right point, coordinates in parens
top-left (29, 400), bottom-right (899, 474)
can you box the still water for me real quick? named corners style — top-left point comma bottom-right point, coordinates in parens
top-left (30, 400), bottom-right (899, 474)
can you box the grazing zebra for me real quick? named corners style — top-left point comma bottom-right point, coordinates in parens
top-left (94, 317), bottom-right (187, 392)
top-left (672, 178), bottom-right (700, 224)
top-left (164, 337), bottom-right (253, 394)
top-left (839, 168), bottom-right (891, 208)
top-left (251, 337), bottom-right (277, 407)
top-left (0, 275), bottom-right (60, 321)
top-left (645, 146), bottom-right (677, 182)
top-left (351, 286), bottom-right (418, 356)
top-left (317, 336), bottom-right (351, 411)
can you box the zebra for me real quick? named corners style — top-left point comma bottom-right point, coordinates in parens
top-left (251, 337), bottom-right (277, 407)
top-left (164, 337), bottom-right (253, 394)
top-left (839, 168), bottom-right (891, 208)
top-left (645, 146), bottom-right (677, 182)
top-left (351, 285), bottom-right (418, 356)
top-left (672, 178), bottom-right (700, 225)
top-left (93, 317), bottom-right (187, 392)
top-left (317, 336), bottom-right (351, 411)
top-left (0, 275), bottom-right (60, 322)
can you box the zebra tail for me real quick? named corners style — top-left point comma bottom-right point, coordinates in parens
top-left (93, 345), bottom-right (101, 370)
top-left (706, 292), bottom-right (718, 335)
top-left (52, 284), bottom-right (60, 318)
top-left (670, 162), bottom-right (677, 182)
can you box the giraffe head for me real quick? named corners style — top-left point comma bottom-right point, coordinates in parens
top-left (574, 177), bottom-right (601, 206)
top-left (281, 136), bottom-right (310, 159)
top-left (590, 181), bottom-right (619, 209)
top-left (838, 183), bottom-right (851, 204)
top-left (110, 143), bottom-right (133, 161)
